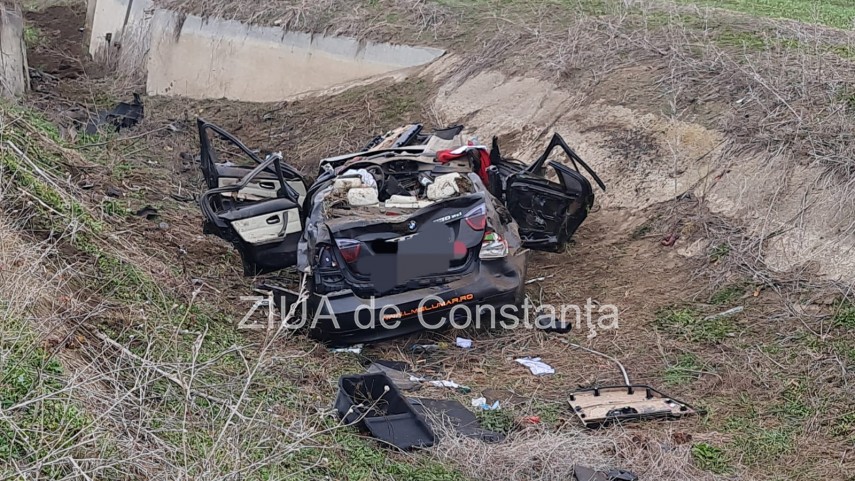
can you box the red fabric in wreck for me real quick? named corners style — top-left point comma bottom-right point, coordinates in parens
top-left (435, 148), bottom-right (492, 186)
top-left (477, 149), bottom-right (491, 186)
top-left (436, 149), bottom-right (460, 164)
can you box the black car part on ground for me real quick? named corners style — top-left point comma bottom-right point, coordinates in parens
top-left (85, 93), bottom-right (144, 135)
top-left (335, 372), bottom-right (436, 450)
top-left (410, 397), bottom-right (504, 443)
top-left (574, 465), bottom-right (639, 481)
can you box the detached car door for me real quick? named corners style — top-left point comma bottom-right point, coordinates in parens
top-left (502, 133), bottom-right (606, 252)
top-left (197, 121), bottom-right (308, 276)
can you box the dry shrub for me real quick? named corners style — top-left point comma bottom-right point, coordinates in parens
top-left (426, 415), bottom-right (725, 481)
top-left (153, 0), bottom-right (455, 42)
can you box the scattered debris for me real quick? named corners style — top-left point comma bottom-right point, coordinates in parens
top-left (85, 94), bottom-right (144, 135)
top-left (409, 376), bottom-right (471, 393)
top-left (455, 337), bottom-right (473, 349)
top-left (335, 373), bottom-right (435, 450)
top-left (515, 357), bottom-right (555, 376)
top-left (562, 341), bottom-right (697, 427)
top-left (561, 341), bottom-right (630, 385)
top-left (660, 233), bottom-right (679, 247)
top-left (534, 313), bottom-right (572, 333)
top-left (410, 398), bottom-right (504, 443)
top-left (134, 205), bottom-right (158, 220)
top-left (704, 306), bottom-right (744, 321)
top-left (525, 274), bottom-right (555, 284)
top-left (574, 465), bottom-right (639, 481)
top-left (426, 172), bottom-right (463, 200)
top-left (330, 344), bottom-right (363, 354)
top-left (410, 343), bottom-right (447, 353)
top-left (105, 186), bottom-right (123, 198)
top-left (520, 415), bottom-right (541, 424)
top-left (482, 388), bottom-right (529, 407)
top-left (568, 385), bottom-right (696, 428)
top-left (470, 397), bottom-right (501, 410)
top-left (366, 362), bottom-right (420, 391)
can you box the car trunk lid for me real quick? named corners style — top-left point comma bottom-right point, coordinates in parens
top-left (328, 195), bottom-right (486, 294)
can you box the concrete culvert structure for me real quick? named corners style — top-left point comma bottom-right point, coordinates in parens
top-left (0, 1), bottom-right (28, 98)
top-left (86, 0), bottom-right (444, 102)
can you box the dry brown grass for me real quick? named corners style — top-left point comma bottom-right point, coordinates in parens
top-left (0, 108), bottom-right (354, 480)
top-left (153, 0), bottom-right (456, 45)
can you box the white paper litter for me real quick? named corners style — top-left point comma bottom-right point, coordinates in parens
top-left (409, 376), bottom-right (466, 390)
top-left (455, 337), bottom-right (473, 349)
top-left (330, 344), bottom-right (363, 354)
top-left (515, 357), bottom-right (555, 376)
top-left (470, 397), bottom-right (500, 410)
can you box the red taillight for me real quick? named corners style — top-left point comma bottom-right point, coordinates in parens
top-left (464, 204), bottom-right (487, 231)
top-left (453, 240), bottom-right (468, 258)
top-left (480, 230), bottom-right (508, 259)
top-left (335, 239), bottom-right (361, 264)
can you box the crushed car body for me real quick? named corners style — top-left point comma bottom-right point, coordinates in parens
top-left (196, 120), bottom-right (605, 344)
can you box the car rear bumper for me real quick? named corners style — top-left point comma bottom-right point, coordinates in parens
top-left (307, 253), bottom-right (527, 345)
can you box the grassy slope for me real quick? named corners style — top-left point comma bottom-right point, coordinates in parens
top-left (0, 103), bottom-right (465, 480)
top-left (677, 0), bottom-right (855, 28)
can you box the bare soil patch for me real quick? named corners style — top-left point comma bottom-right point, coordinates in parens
top-left (25, 5), bottom-right (88, 78)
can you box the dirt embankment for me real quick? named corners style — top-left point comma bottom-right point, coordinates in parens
top-left (426, 64), bottom-right (855, 281)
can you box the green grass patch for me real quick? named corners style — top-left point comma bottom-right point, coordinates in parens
top-left (830, 412), bottom-right (855, 441)
top-left (0, 321), bottom-right (110, 478)
top-left (630, 221), bottom-right (654, 239)
top-left (708, 243), bottom-right (731, 263)
top-left (710, 283), bottom-right (745, 305)
top-left (691, 442), bottom-right (730, 474)
top-left (734, 427), bottom-right (794, 465)
top-left (476, 409), bottom-right (517, 434)
top-left (831, 301), bottom-right (855, 328)
top-left (677, 0), bottom-right (855, 29)
top-left (23, 26), bottom-right (41, 48)
top-left (656, 307), bottom-right (736, 342)
top-left (714, 29), bottom-right (769, 49)
top-left (718, 394), bottom-right (800, 467)
top-left (664, 353), bottom-right (706, 385)
top-left (774, 382), bottom-right (812, 421)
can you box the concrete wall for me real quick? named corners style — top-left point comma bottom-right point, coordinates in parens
top-left (145, 11), bottom-right (444, 102)
top-left (88, 0), bottom-right (128, 60)
top-left (0, 3), bottom-right (28, 98)
top-left (86, 0), bottom-right (443, 102)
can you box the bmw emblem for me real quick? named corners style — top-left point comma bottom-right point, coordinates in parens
top-left (407, 220), bottom-right (418, 231)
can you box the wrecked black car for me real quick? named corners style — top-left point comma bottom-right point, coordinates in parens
top-left (197, 120), bottom-right (605, 343)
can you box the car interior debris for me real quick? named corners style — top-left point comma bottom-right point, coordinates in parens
top-left (568, 385), bottom-right (696, 428)
top-left (410, 397), bottom-right (504, 443)
top-left (335, 372), bottom-right (435, 450)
